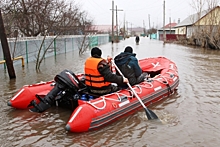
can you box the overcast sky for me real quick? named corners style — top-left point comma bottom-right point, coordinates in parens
top-left (73, 0), bottom-right (216, 29)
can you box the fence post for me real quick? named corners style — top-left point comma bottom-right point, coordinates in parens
top-left (43, 41), bottom-right (46, 59)
top-left (64, 38), bottom-right (66, 53)
top-left (54, 38), bottom-right (56, 56)
top-left (25, 41), bottom-right (28, 63)
top-left (72, 38), bottom-right (74, 50)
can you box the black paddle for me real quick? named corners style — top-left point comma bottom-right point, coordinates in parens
top-left (111, 60), bottom-right (158, 120)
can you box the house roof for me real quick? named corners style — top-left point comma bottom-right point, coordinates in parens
top-left (174, 6), bottom-right (220, 28)
top-left (158, 23), bottom-right (177, 31)
top-left (164, 23), bottom-right (177, 28)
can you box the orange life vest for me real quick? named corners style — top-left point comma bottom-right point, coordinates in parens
top-left (84, 57), bottom-right (111, 88)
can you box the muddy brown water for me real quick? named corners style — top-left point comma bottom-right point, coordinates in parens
top-left (0, 37), bottom-right (220, 147)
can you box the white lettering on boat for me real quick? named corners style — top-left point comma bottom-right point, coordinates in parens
top-left (69, 106), bottom-right (82, 123)
top-left (118, 100), bottom-right (130, 107)
top-left (11, 88), bottom-right (25, 101)
top-left (154, 86), bottom-right (162, 91)
top-left (152, 62), bottom-right (160, 68)
top-left (173, 77), bottom-right (177, 81)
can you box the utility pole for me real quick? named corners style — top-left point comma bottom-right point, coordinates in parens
top-left (123, 13), bottom-right (126, 39)
top-left (148, 14), bottom-right (151, 39)
top-left (111, 0), bottom-right (114, 43)
top-left (126, 21), bottom-right (128, 35)
top-left (110, 3), bottom-right (123, 43)
top-left (148, 14), bottom-right (151, 29)
top-left (0, 9), bottom-right (16, 79)
top-left (163, 0), bottom-right (166, 43)
top-left (143, 20), bottom-right (146, 36)
top-left (116, 5), bottom-right (118, 42)
top-left (169, 17), bottom-right (171, 34)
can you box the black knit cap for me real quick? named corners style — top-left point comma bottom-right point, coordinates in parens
top-left (124, 46), bottom-right (133, 53)
top-left (91, 47), bottom-right (102, 57)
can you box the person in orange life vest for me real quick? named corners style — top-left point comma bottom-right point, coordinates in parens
top-left (84, 47), bottom-right (128, 95)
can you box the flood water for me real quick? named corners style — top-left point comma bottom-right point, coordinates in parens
top-left (1, 37), bottom-right (220, 147)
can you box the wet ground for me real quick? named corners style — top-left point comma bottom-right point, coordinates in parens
top-left (1, 37), bottom-right (220, 147)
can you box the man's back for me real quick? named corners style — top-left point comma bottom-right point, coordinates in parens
top-left (114, 46), bottom-right (145, 86)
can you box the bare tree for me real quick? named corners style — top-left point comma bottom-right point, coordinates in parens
top-left (77, 12), bottom-right (94, 55)
top-left (1, 0), bottom-right (93, 71)
top-left (1, 0), bottom-right (91, 37)
top-left (33, 1), bottom-right (93, 71)
top-left (147, 28), bottom-right (157, 35)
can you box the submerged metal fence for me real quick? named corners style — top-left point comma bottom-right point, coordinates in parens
top-left (0, 34), bottom-right (109, 69)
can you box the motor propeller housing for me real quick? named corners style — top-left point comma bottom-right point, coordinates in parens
top-left (29, 69), bottom-right (82, 113)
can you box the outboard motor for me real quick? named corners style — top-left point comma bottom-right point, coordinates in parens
top-left (29, 69), bottom-right (83, 113)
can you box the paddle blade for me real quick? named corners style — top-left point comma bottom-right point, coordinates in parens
top-left (145, 108), bottom-right (158, 120)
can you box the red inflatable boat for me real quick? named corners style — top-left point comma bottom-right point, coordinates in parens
top-left (8, 56), bottom-right (179, 133)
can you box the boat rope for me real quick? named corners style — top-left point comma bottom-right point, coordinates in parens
top-left (141, 80), bottom-right (154, 89)
top-left (104, 93), bottom-right (128, 102)
top-left (87, 96), bottom-right (107, 110)
top-left (154, 74), bottom-right (173, 95)
top-left (87, 92), bottom-right (132, 109)
top-left (147, 73), bottom-right (175, 96)
top-left (169, 63), bottom-right (178, 75)
top-left (153, 75), bottom-right (168, 85)
top-left (132, 85), bottom-right (142, 94)
top-left (86, 69), bottom-right (177, 109)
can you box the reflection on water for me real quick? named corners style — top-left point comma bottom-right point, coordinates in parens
top-left (1, 37), bottom-right (220, 146)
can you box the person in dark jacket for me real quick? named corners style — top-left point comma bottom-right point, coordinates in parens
top-left (84, 47), bottom-right (128, 95)
top-left (135, 36), bottom-right (140, 44)
top-left (114, 46), bottom-right (146, 86)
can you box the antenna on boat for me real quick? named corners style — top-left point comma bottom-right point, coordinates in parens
top-left (111, 60), bottom-right (159, 120)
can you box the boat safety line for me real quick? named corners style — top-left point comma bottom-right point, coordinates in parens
top-left (102, 91), bottom-right (133, 102)
top-left (134, 85), bottom-right (142, 94)
top-left (69, 106), bottom-right (82, 123)
top-left (87, 76), bottom-right (174, 110)
top-left (11, 88), bottom-right (25, 101)
top-left (104, 97), bottom-right (120, 102)
top-left (87, 90), bottom-right (134, 109)
top-left (142, 80), bottom-right (153, 88)
top-left (154, 75), bottom-right (168, 85)
top-left (87, 97), bottom-right (106, 110)
top-left (115, 92), bottom-right (132, 100)
top-left (89, 84), bottom-right (173, 129)
top-left (89, 79), bottom-right (180, 129)
top-left (119, 86), bottom-right (142, 99)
